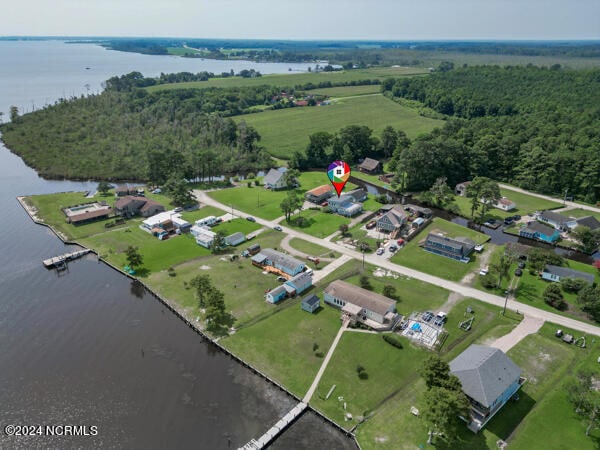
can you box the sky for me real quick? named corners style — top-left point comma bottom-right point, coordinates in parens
top-left (3, 0), bottom-right (600, 40)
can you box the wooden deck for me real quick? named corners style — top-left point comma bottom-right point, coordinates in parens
top-left (240, 402), bottom-right (307, 449)
top-left (42, 249), bottom-right (91, 268)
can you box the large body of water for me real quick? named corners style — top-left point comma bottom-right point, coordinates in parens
top-left (0, 40), bottom-right (355, 449)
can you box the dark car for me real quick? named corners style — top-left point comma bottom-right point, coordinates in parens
top-left (246, 216), bottom-right (256, 222)
top-left (389, 245), bottom-right (398, 253)
top-left (274, 226), bottom-right (283, 231)
top-left (515, 268), bottom-right (523, 277)
top-left (422, 311), bottom-right (434, 322)
top-left (513, 215), bottom-right (521, 220)
top-left (518, 261), bottom-right (526, 269)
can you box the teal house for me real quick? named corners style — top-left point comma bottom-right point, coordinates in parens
top-left (519, 221), bottom-right (560, 243)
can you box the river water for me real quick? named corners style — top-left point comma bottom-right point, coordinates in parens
top-left (0, 40), bottom-right (355, 449)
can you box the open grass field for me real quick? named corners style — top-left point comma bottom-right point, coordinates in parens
top-left (235, 94), bottom-right (443, 159)
top-left (563, 207), bottom-right (600, 221)
top-left (208, 171), bottom-right (356, 220)
top-left (390, 218), bottom-right (489, 281)
top-left (221, 303), bottom-right (343, 397)
top-left (309, 84), bottom-right (382, 97)
top-left (180, 205), bottom-right (226, 223)
top-left (286, 209), bottom-right (350, 238)
top-left (288, 238), bottom-right (337, 258)
top-left (449, 187), bottom-right (563, 221)
top-left (146, 66), bottom-right (428, 93)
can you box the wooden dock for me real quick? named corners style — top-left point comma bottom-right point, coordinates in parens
top-left (42, 249), bottom-right (91, 268)
top-left (240, 402), bottom-right (307, 449)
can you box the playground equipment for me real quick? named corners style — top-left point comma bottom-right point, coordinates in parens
top-left (459, 316), bottom-right (475, 331)
top-left (573, 336), bottom-right (587, 348)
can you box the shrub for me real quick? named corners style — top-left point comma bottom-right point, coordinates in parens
top-left (544, 283), bottom-right (567, 310)
top-left (561, 277), bottom-right (587, 293)
top-left (247, 172), bottom-right (255, 179)
top-left (254, 180), bottom-right (260, 186)
top-left (480, 273), bottom-right (498, 289)
top-left (383, 334), bottom-right (404, 349)
top-left (247, 181), bottom-right (252, 188)
top-left (315, 351), bottom-right (324, 358)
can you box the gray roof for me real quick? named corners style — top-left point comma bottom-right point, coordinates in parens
top-left (263, 168), bottom-right (284, 186)
top-left (347, 188), bottom-right (367, 201)
top-left (405, 204), bottom-right (433, 216)
top-left (523, 221), bottom-right (556, 235)
top-left (268, 285), bottom-right (287, 297)
top-left (378, 205), bottom-right (407, 228)
top-left (225, 232), bottom-right (245, 244)
top-left (262, 248), bottom-right (304, 272)
top-left (324, 280), bottom-right (396, 316)
top-left (576, 216), bottom-right (600, 231)
top-left (539, 210), bottom-right (573, 226)
top-left (302, 294), bottom-right (320, 307)
top-left (543, 264), bottom-right (595, 284)
top-left (252, 253), bottom-right (267, 264)
top-left (450, 345), bottom-right (521, 408)
top-left (426, 233), bottom-right (475, 253)
top-left (359, 157), bottom-right (381, 171)
top-left (286, 271), bottom-right (312, 287)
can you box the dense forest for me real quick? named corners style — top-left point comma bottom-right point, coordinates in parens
top-left (0, 83), bottom-right (278, 181)
top-left (382, 66), bottom-right (600, 202)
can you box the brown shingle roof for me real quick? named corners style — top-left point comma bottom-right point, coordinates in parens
top-left (324, 280), bottom-right (395, 316)
top-left (69, 208), bottom-right (111, 223)
top-left (359, 157), bottom-right (381, 171)
top-left (306, 185), bottom-right (334, 197)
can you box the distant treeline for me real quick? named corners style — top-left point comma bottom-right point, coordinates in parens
top-left (0, 84), bottom-right (279, 181)
top-left (383, 65), bottom-right (600, 202)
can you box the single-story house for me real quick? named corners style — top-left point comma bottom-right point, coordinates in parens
top-left (536, 210), bottom-right (578, 231)
top-left (114, 195), bottom-right (165, 218)
top-left (358, 157), bottom-right (382, 174)
top-left (519, 221), bottom-right (560, 243)
top-left (142, 211), bottom-right (191, 234)
top-left (305, 185), bottom-right (334, 204)
top-left (424, 233), bottom-right (476, 263)
top-left (455, 181), bottom-right (471, 197)
top-left (263, 168), bottom-right (287, 190)
top-left (541, 264), bottom-right (595, 285)
top-left (377, 205), bottom-right (408, 233)
top-left (225, 232), bottom-right (246, 246)
top-left (285, 271), bottom-right (312, 295)
top-left (576, 216), bottom-right (600, 231)
top-left (346, 188), bottom-right (367, 203)
top-left (266, 285), bottom-right (287, 304)
top-left (405, 204), bottom-right (433, 218)
top-left (324, 280), bottom-right (398, 330)
top-left (256, 248), bottom-right (305, 276)
top-left (328, 194), bottom-right (363, 217)
top-left (493, 197), bottom-right (516, 211)
top-left (115, 185), bottom-right (136, 197)
top-left (450, 344), bottom-right (523, 432)
top-left (63, 203), bottom-right (112, 225)
top-left (193, 226), bottom-right (216, 248)
top-left (301, 294), bottom-right (320, 313)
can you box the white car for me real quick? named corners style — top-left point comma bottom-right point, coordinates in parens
top-left (479, 267), bottom-right (489, 276)
top-left (376, 248), bottom-right (385, 255)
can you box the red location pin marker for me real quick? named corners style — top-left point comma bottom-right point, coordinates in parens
top-left (327, 160), bottom-right (351, 197)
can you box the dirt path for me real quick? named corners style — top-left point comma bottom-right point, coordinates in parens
top-left (461, 246), bottom-right (494, 286)
top-left (490, 315), bottom-right (544, 352)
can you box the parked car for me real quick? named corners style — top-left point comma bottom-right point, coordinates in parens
top-left (434, 312), bottom-right (448, 326)
top-left (513, 214), bottom-right (521, 220)
top-left (422, 311), bottom-right (434, 322)
top-left (515, 268), bottom-right (523, 277)
top-left (174, 207), bottom-right (183, 213)
top-left (277, 276), bottom-right (287, 282)
top-left (320, 201), bottom-right (329, 207)
top-left (376, 248), bottom-right (385, 255)
top-left (246, 216), bottom-right (256, 222)
top-left (396, 238), bottom-right (405, 246)
top-left (366, 220), bottom-right (376, 229)
top-left (389, 245), bottom-right (398, 252)
top-left (518, 261), bottom-right (526, 269)
top-left (274, 226), bottom-right (283, 231)
top-left (479, 267), bottom-right (489, 276)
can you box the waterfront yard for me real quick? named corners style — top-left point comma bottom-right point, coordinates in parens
top-left (235, 94), bottom-right (443, 159)
top-left (391, 218), bottom-right (489, 281)
top-left (221, 304), bottom-right (343, 397)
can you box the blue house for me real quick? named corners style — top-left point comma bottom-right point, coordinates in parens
top-left (328, 194), bottom-right (363, 217)
top-left (541, 264), bottom-right (595, 285)
top-left (519, 221), bottom-right (560, 243)
top-left (266, 285), bottom-right (287, 304)
top-left (301, 294), bottom-right (320, 313)
top-left (285, 272), bottom-right (313, 295)
top-left (260, 248), bottom-right (305, 276)
top-left (424, 233), bottom-right (475, 263)
top-left (450, 345), bottom-right (523, 432)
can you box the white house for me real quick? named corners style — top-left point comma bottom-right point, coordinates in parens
top-left (192, 226), bottom-right (216, 248)
top-left (263, 168), bottom-right (287, 190)
top-left (142, 210), bottom-right (191, 233)
top-left (493, 197), bottom-right (516, 211)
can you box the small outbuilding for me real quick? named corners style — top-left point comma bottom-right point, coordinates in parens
top-left (266, 285), bottom-right (287, 304)
top-left (301, 294), bottom-right (320, 313)
top-left (358, 157), bottom-right (382, 174)
top-left (285, 271), bottom-right (313, 295)
top-left (225, 232), bottom-right (246, 246)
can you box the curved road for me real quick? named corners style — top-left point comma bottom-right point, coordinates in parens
top-left (194, 189), bottom-right (600, 337)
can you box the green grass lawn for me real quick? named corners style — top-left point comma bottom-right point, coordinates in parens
top-left (286, 210), bottom-right (350, 238)
top-left (448, 187), bottom-right (563, 221)
top-left (221, 303), bottom-right (343, 397)
top-left (310, 85), bottom-right (382, 97)
top-left (563, 208), bottom-right (600, 221)
top-left (350, 170), bottom-right (391, 188)
top-left (235, 94), bottom-right (443, 159)
top-left (391, 218), bottom-right (489, 281)
top-left (311, 332), bottom-right (429, 428)
top-left (288, 238), bottom-right (337, 258)
top-left (146, 67), bottom-right (428, 93)
top-left (208, 171), bottom-right (347, 220)
top-left (180, 205), bottom-right (226, 223)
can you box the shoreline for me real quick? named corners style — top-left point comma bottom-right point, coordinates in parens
top-left (15, 194), bottom-right (360, 448)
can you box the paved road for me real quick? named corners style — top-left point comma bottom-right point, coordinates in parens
top-left (499, 183), bottom-right (600, 214)
top-left (194, 190), bottom-right (600, 337)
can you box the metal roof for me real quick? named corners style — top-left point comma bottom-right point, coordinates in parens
top-left (543, 264), bottom-right (595, 284)
top-left (263, 168), bottom-right (284, 186)
top-left (522, 221), bottom-right (556, 235)
top-left (262, 248), bottom-right (304, 272)
top-left (324, 280), bottom-right (396, 316)
top-left (450, 345), bottom-right (521, 408)
top-left (302, 294), bottom-right (320, 307)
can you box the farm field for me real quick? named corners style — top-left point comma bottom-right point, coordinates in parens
top-left (309, 84), bottom-right (382, 97)
top-left (391, 218), bottom-right (489, 281)
top-left (235, 94), bottom-right (443, 159)
top-left (146, 66), bottom-right (428, 93)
